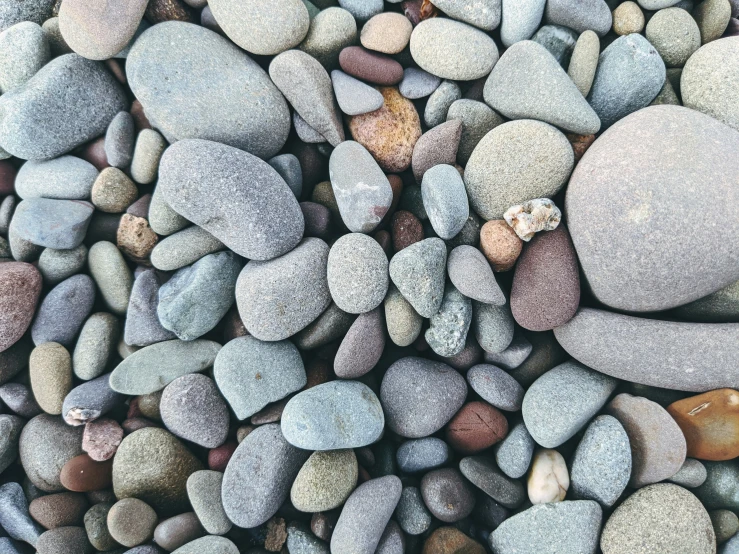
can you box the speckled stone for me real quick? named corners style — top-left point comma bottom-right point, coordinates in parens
top-left (82, 418), bottom-right (123, 461)
top-left (19, 414), bottom-right (83, 492)
top-left (83, 502), bottom-right (117, 551)
top-left (287, 522), bottom-right (330, 554)
top-left (711, 509), bottom-right (738, 544)
top-left (339, 46), bottom-right (404, 86)
top-left (0, 414), bottom-right (23, 475)
top-left (123, 269), bottom-right (177, 347)
top-left (361, 12), bottom-right (412, 54)
top-left (0, 482), bottom-right (41, 546)
top-left (148, 185), bottom-right (188, 236)
top-left (88, 241), bottom-right (133, 316)
top-left (422, 164), bottom-right (468, 240)
top-left (0, 262), bottom-right (41, 352)
top-left (532, 24), bottom-right (578, 67)
top-left (484, 331), bottom-right (532, 370)
top-left (480, 219), bottom-right (523, 272)
top-left (693, 0), bottom-right (732, 44)
top-left (494, 420), bottom-right (536, 479)
top-left (299, 7), bottom-right (357, 69)
top-left (669, 458), bottom-right (708, 489)
top-left (396, 437), bottom-right (450, 473)
top-left (568, 30), bottom-right (599, 96)
top-left (171, 536), bottom-right (238, 554)
top-left (425, 284), bottom-right (472, 357)
top-left (425, 80), bottom-right (461, 127)
top-left (12, 198), bottom-right (93, 249)
top-left (613, 2), bottom-right (645, 35)
top-left (187, 470), bottom-right (231, 535)
top-left (396, 486), bottom-right (432, 535)
top-left (107, 498), bottom-right (157, 548)
top-left (0, 381), bottom-right (41, 418)
top-left (467, 364), bottom-right (525, 411)
top-left (421, 468), bottom-right (476, 523)
top-left (412, 120), bottom-right (461, 183)
top-left (291, 450), bottom-right (358, 512)
top-left (150, 226), bottom-right (223, 271)
top-left (473, 301), bottom-right (515, 354)
top-left (500, 0), bottom-right (545, 46)
top-left (105, 111), bottom-right (135, 169)
top-left (645, 7), bottom-right (700, 67)
top-left (294, 302), bottom-right (354, 350)
top-left (153, 512), bottom-right (205, 552)
top-left (0, 0), bottom-right (55, 31)
top-left (399, 67), bottom-right (441, 100)
top-left (389, 237), bottom-right (447, 318)
top-left (459, 456), bottom-right (526, 508)
top-left (327, 233), bottom-right (389, 314)
top-left (446, 401), bottom-right (507, 454)
top-left (15, 156), bottom-right (96, 200)
top-left (36, 526), bottom-right (93, 554)
top-left (331, 70), bottom-right (384, 116)
top-left (545, 0), bottom-right (611, 35)
top-left (268, 153), bottom-right (302, 199)
top-left (334, 308), bottom-right (385, 378)
top-left (384, 284), bottom-right (423, 347)
top-left (31, 274), bottom-right (95, 347)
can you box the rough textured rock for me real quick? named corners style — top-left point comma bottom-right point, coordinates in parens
top-left (0, 262), bottom-right (41, 352)
top-left (290, 450), bottom-right (358, 512)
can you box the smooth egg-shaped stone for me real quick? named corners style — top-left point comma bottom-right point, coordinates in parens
top-left (15, 156), bottom-right (98, 200)
top-left (19, 414), bottom-right (83, 492)
top-left (566, 105), bottom-right (739, 312)
top-left (159, 139), bottom-right (303, 261)
top-left (126, 21), bottom-right (290, 159)
top-left (281, 381), bottom-right (385, 450)
top-left (0, 262), bottom-right (41, 352)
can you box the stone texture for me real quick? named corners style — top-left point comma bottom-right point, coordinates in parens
top-left (339, 46), bottom-right (404, 86)
top-left (361, 12), bottom-right (412, 54)
top-left (528, 448), bottom-right (569, 504)
top-left (425, 80), bottom-right (461, 127)
top-left (31, 274), bottom-right (95, 347)
top-left (425, 284), bottom-right (472, 357)
top-left (0, 262), bottom-right (41, 352)
top-left (673, 279), bottom-right (739, 322)
top-left (187, 470), bottom-right (231, 535)
top-left (545, 0), bottom-right (611, 35)
top-left (16, 156), bottom-right (97, 201)
top-left (473, 301), bottom-right (515, 354)
top-left (20, 414), bottom-right (83, 492)
top-left (467, 363), bottom-right (525, 411)
top-left (459, 456), bottom-right (526, 508)
top-left (0, 482), bottom-right (42, 546)
top-left (331, 70), bottom-right (384, 116)
top-left (445, 401), bottom-right (507, 454)
top-left (693, 0), bottom-right (732, 43)
top-left (421, 468), bottom-right (476, 522)
top-left (532, 24), bottom-right (578, 67)
top-left (396, 486), bottom-right (432, 535)
top-left (389, 237), bottom-right (447, 318)
top-left (299, 7), bottom-right (357, 69)
top-left (412, 120), bottom-right (461, 183)
top-left (396, 438), bottom-right (450, 473)
top-left (88, 241), bottom-right (133, 316)
top-left (12, 198), bottom-right (93, 249)
top-left (123, 269), bottom-right (176, 347)
top-left (645, 7), bottom-right (700, 67)
top-left (290, 450), bottom-right (358, 512)
top-left (494, 420), bottom-right (536, 479)
top-left (568, 30), bottom-right (599, 96)
top-left (399, 67), bottom-right (441, 99)
top-left (480, 220), bottom-right (523, 272)
top-left (334, 308), bottom-right (385, 378)
top-left (670, 458), bottom-right (708, 488)
top-left (422, 164), bottom-right (469, 240)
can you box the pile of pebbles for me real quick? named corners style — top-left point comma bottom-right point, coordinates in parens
top-left (0, 0), bottom-right (738, 553)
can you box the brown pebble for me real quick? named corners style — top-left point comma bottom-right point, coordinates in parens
top-left (127, 397), bottom-right (143, 419)
top-left (92, 168), bottom-right (138, 213)
top-left (291, 142), bottom-right (327, 189)
top-left (264, 517), bottom-right (288, 552)
top-left (374, 229), bottom-right (393, 255)
top-left (29, 493), bottom-right (89, 529)
top-left (145, 0), bottom-right (193, 23)
top-left (208, 442), bottom-right (237, 472)
top-left (566, 133), bottom-right (596, 164)
top-left (392, 210), bottom-right (424, 252)
top-left (107, 498), bottom-right (158, 548)
top-left (411, 120), bottom-right (462, 182)
top-left (311, 511), bottom-right (339, 542)
top-left (126, 193), bottom-right (152, 218)
top-left (0, 160), bottom-right (17, 195)
top-left (138, 391), bottom-right (163, 421)
top-left (60, 454), bottom-right (113, 492)
top-left (77, 137), bottom-right (110, 171)
top-left (251, 398), bottom-right (289, 425)
top-left (339, 46), bottom-right (404, 85)
top-left (83, 418), bottom-right (124, 462)
top-left (480, 220), bottom-right (523, 272)
top-left (301, 201), bottom-right (332, 240)
top-left (36, 526), bottom-right (95, 554)
top-left (117, 214), bottom-right (158, 264)
top-left (422, 526), bottom-right (486, 554)
top-left (153, 512), bottom-right (205, 552)
top-left (223, 305), bottom-right (249, 343)
top-left (0, 262), bottom-right (42, 352)
top-left (445, 401), bottom-right (508, 454)
top-left (236, 424), bottom-right (255, 444)
top-left (29, 342), bottom-right (72, 416)
top-left (130, 100), bottom-right (152, 132)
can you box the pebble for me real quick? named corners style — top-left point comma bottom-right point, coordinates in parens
top-left (693, 0), bottom-right (732, 43)
top-left (290, 450), bottom-right (358, 512)
top-left (236, 238), bottom-right (331, 341)
top-left (331, 476), bottom-right (402, 554)
top-left (295, 302), bottom-right (354, 349)
top-left (464, 119), bottom-right (573, 220)
top-left (424, 80), bottom-right (461, 127)
top-left (613, 1), bottom-right (645, 35)
top-left (446, 401), bottom-right (507, 454)
top-left (28, 343), bottom-right (70, 416)
top-left (420, 468), bottom-right (476, 522)
top-left (109, 339), bottom-right (221, 395)
top-left (12, 198), bottom-right (93, 249)
top-left (528, 448), bottom-right (569, 504)
top-left (389, 237), bottom-right (447, 318)
top-left (646, 7), bottom-right (700, 67)
top-left (287, 521), bottom-right (330, 554)
top-left (0, 482), bottom-right (42, 546)
top-left (410, 18), bottom-right (499, 80)
top-left (0, 262), bottom-right (41, 352)
top-left (396, 486), bottom-right (432, 535)
top-left (0, 381), bottom-right (41, 418)
top-left (348, 87), bottom-right (421, 173)
top-left (503, 198), bottom-right (561, 241)
top-left (105, 112), bottom-right (135, 169)
top-left (329, 141), bottom-right (394, 233)
top-left (399, 68), bottom-right (441, 100)
top-left (467, 364), bottom-right (525, 411)
top-left (19, 414), bottom-right (83, 492)
top-left (484, 331), bottom-right (532, 370)
top-left (148, 185), bottom-right (188, 237)
top-left (670, 458), bottom-right (708, 488)
top-left (281, 380), bottom-right (384, 450)
top-left (425, 284), bottom-right (472, 357)
top-left (15, 156), bottom-right (96, 200)
top-left (568, 30), bottom-right (600, 96)
top-left (396, 437), bottom-right (450, 473)
top-left (331, 70), bottom-right (384, 116)
top-left (361, 12), bottom-right (412, 54)
top-left (31, 274), bottom-right (95, 347)
top-left (500, 0), bottom-right (545, 46)
top-left (82, 418), bottom-right (123, 461)
top-left (391, 211), bottom-right (423, 253)
top-left (126, 22), bottom-right (290, 159)
top-left (421, 164), bottom-right (468, 240)
top-left (123, 270), bottom-right (175, 347)
top-left (483, 40), bottom-right (601, 135)
top-left (150, 226), bottom-right (223, 271)
top-left (83, 502), bottom-right (117, 551)
top-left (0, 53), bottom-right (125, 160)
top-left (522, 361), bottom-right (617, 448)
top-left (490, 500), bottom-right (602, 554)
top-left (0, 414), bottom-right (23, 474)
top-left (380, 356), bottom-right (467, 438)
top-left (494, 420), bottom-right (536, 479)
top-left (153, 512), bottom-right (205, 551)
top-left (60, 453), bottom-right (112, 493)
top-left (600, 483), bottom-right (715, 554)
top-left (412, 120), bottom-right (462, 183)
top-left (473, 301), bottom-right (515, 354)
top-left (172, 536), bottom-right (238, 554)
top-left (186, 470), bottom-right (231, 535)
top-left (695, 461), bottom-right (739, 510)
top-left (299, 7), bottom-right (357, 69)
top-left (36, 526), bottom-right (93, 554)
top-left (545, 0), bottom-right (611, 35)
top-left (221, 423), bottom-right (309, 528)
top-left (91, 168), bottom-right (137, 214)
top-left (334, 308), bottom-right (385, 378)
top-left (479, 220), bottom-right (523, 272)
top-left (107, 498), bottom-right (157, 548)
top-left (532, 24), bottom-right (578, 66)
top-left (0, 0), bottom-right (54, 31)
top-left (339, 46), bottom-right (404, 85)
top-left (300, 201), bottom-right (332, 239)
top-left (88, 241), bottom-right (133, 316)
top-left (674, 278), bottom-right (739, 322)
top-left (116, 213), bottom-right (157, 263)
top-left (267, 154), bottom-right (302, 200)
top-left (712, 509), bottom-right (739, 544)
top-left (447, 246), bottom-right (504, 305)
top-left (29, 492), bottom-right (88, 529)
top-left (459, 456), bottom-right (526, 508)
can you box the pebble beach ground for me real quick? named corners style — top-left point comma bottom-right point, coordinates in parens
top-left (0, 0), bottom-right (738, 553)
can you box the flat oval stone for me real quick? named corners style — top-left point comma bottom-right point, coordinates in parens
top-left (410, 18), bottom-right (499, 80)
top-left (0, 53), bottom-right (126, 160)
top-left (299, 7), bottom-right (357, 69)
top-left (28, 342), bottom-right (71, 416)
top-left (446, 401), bottom-right (507, 454)
top-left (0, 21), bottom-right (49, 94)
top-left (150, 226), bottom-right (224, 271)
top-left (109, 339), bottom-right (221, 395)
top-left (87, 241), bottom-right (133, 316)
top-left (339, 46), bottom-right (404, 86)
top-left (421, 468), bottom-right (476, 522)
top-left (396, 437), bottom-right (450, 473)
top-left (105, 111), bottom-right (134, 169)
top-left (222, 423), bottom-right (309, 528)
top-left (380, 356), bottom-right (468, 438)
top-left (236, 238), bottom-right (331, 341)
top-left (153, 512), bottom-right (204, 552)
top-left (281, 380), bottom-right (385, 450)
top-left (0, 481), bottom-right (42, 546)
top-left (327, 233), bottom-right (389, 314)
top-left (430, 0), bottom-right (501, 30)
top-left (422, 164), bottom-right (468, 240)
top-left (399, 67), bottom-right (441, 100)
top-left (331, 70), bottom-right (385, 116)
top-left (60, 454), bottom-right (112, 492)
top-left (459, 456), bottom-right (526, 508)
top-left (31, 274), bottom-right (95, 347)
top-left (123, 269), bottom-right (176, 347)
top-left (0, 414), bottom-right (23, 475)
top-left (360, 12), bottom-right (412, 54)
top-left (11, 198), bottom-right (93, 249)
top-left (473, 301), bottom-right (515, 354)
top-left (20, 414), bottom-right (83, 492)
top-left (554, 307), bottom-right (739, 392)
top-left (295, 302), bottom-right (354, 350)
top-left (566, 105), bottom-right (739, 312)
top-left (0, 262), bottom-right (41, 352)
top-left (645, 7), bottom-right (700, 67)
top-left (494, 420), bottom-right (535, 479)
top-left (467, 364), bottom-right (525, 411)
top-left (186, 470), bottom-right (231, 535)
top-left (425, 80), bottom-right (461, 127)
top-left (670, 458), bottom-right (708, 489)
top-left (396, 486), bottom-right (432, 535)
top-left (568, 30), bottom-right (599, 96)
top-left (126, 21), bottom-right (290, 159)
top-left (290, 450), bottom-right (358, 512)
top-left (334, 308), bottom-right (385, 378)
top-left (16, 156), bottom-right (97, 200)
top-left (159, 139), bottom-right (303, 261)
top-left (545, 0), bottom-right (612, 36)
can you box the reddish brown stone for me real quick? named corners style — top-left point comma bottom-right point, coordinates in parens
top-left (208, 442), bottom-right (237, 472)
top-left (445, 401), bottom-right (508, 454)
top-left (0, 160), bottom-right (17, 195)
top-left (122, 417), bottom-right (159, 434)
top-left (130, 100), bottom-right (152, 133)
top-left (422, 527), bottom-right (486, 554)
top-left (82, 418), bottom-right (124, 462)
top-left (127, 397), bottom-right (143, 419)
top-left (311, 511), bottom-right (339, 542)
top-left (251, 398), bottom-right (289, 425)
top-left (264, 517), bottom-right (288, 552)
top-left (60, 454), bottom-right (113, 492)
top-left (374, 229), bottom-right (392, 255)
top-left (479, 220), bottom-right (523, 272)
top-left (145, 0), bottom-right (194, 23)
top-left (339, 46), bottom-right (404, 86)
top-left (392, 210), bottom-right (424, 253)
top-left (0, 262), bottom-right (42, 352)
top-left (117, 214), bottom-right (158, 264)
top-left (77, 136), bottom-right (110, 171)
top-left (667, 389), bottom-right (739, 461)
top-left (301, 201), bottom-right (332, 240)
top-left (566, 133), bottom-right (596, 164)
top-left (127, 193), bottom-right (152, 218)
top-left (29, 492), bottom-right (89, 529)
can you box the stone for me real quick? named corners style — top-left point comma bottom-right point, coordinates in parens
top-left (528, 449), bottom-right (569, 504)
top-left (82, 418), bottom-right (123, 461)
top-left (109, 339), bottom-right (221, 395)
top-left (554, 308), bottom-right (739, 392)
top-left (447, 246), bottom-right (505, 305)
top-left (483, 40), bottom-right (601, 135)
top-left (348, 87), bottom-right (421, 173)
top-left (338, 0), bottom-right (383, 21)
top-left (532, 24), bottom-right (578, 67)
top-left (88, 241), bottom-right (132, 316)
top-left (19, 414), bottom-right (83, 492)
top-left (12, 198), bottom-right (93, 249)
top-left (425, 284), bottom-right (472, 357)
top-left (545, 0), bottom-right (612, 35)
top-left (0, 415), bottom-right (23, 474)
top-left (682, 37), bottom-right (739, 132)
top-left (693, 0), bottom-right (732, 43)
top-left (606, 393), bottom-right (687, 488)
top-left (480, 220), bottom-right (523, 272)
top-left (327, 233), bottom-right (389, 314)
top-left (464, 120), bottom-right (573, 220)
top-left (268, 153), bottom-right (302, 199)
top-left (0, 53), bottom-right (125, 160)
top-left (299, 7), bottom-right (357, 69)
top-left (29, 492), bottom-right (88, 529)
top-left (504, 198), bottom-right (561, 242)
top-left (445, 401), bottom-right (507, 454)
top-left (339, 46), bottom-right (404, 85)
top-left (123, 270), bottom-right (176, 347)
top-left (37, 246), bottom-right (87, 285)
top-left (159, 139), bottom-right (303, 261)
top-left (116, 213), bottom-right (157, 263)
top-left (490, 500), bottom-right (602, 554)
top-left (329, 141), bottom-right (393, 233)
top-left (500, 0), bottom-right (546, 46)
top-left (613, 1), bottom-right (645, 35)
top-left (0, 482), bottom-right (42, 546)
top-left (645, 7), bottom-right (700, 67)
top-left (0, 262), bottom-right (41, 352)
top-left (59, 453), bottom-right (113, 493)
top-left (35, 527), bottom-right (94, 553)
top-left (422, 164), bottom-right (468, 240)
top-left (130, 130), bottom-right (165, 183)
top-left (494, 420), bottom-right (536, 479)
top-left (412, 120), bottom-right (461, 183)
top-left (380, 356), bottom-right (468, 438)
top-left (425, 80), bottom-right (461, 127)
top-left (334, 308), bottom-right (385, 378)
top-left (568, 30), bottom-right (599, 96)
top-left (422, 527), bottom-right (486, 554)
top-left (331, 70), bottom-right (384, 116)
top-left (236, 238), bottom-right (331, 341)
top-left (421, 468), bottom-right (476, 522)
top-left (361, 12), bottom-right (412, 54)
top-left (83, 502), bottom-right (117, 551)
top-left (446, 99), bottom-right (507, 163)
top-left (148, 185), bottom-right (188, 236)
top-left (430, 0), bottom-right (501, 30)
top-left (673, 279), bottom-right (739, 322)
top-left (467, 364), bottom-right (525, 411)
top-left (107, 498), bottom-right (157, 548)
top-left (473, 301), bottom-right (515, 354)
top-left (105, 111), bottom-right (135, 169)
top-left (29, 342), bottom-right (72, 416)
top-left (389, 238), bottom-right (447, 318)
top-left (0, 381), bottom-right (41, 418)
top-left (153, 512), bottom-right (205, 552)
top-left (522, 361), bottom-right (618, 448)
top-left (291, 450), bottom-right (358, 512)
top-left (287, 522), bottom-right (330, 554)
top-left (16, 156), bottom-right (96, 201)
top-left (126, 21), bottom-right (289, 159)
top-left (396, 486), bottom-right (432, 535)
top-left (484, 331), bottom-right (533, 370)
top-left (399, 68), bottom-right (441, 101)
top-left (396, 438), bottom-right (450, 473)
top-left (281, 380), bottom-right (384, 450)
top-left (600, 483), bottom-right (715, 554)
top-left (459, 456), bottom-right (526, 508)
top-left (331, 476), bottom-right (402, 554)
top-left (150, 226), bottom-right (224, 271)
top-left (172, 536), bottom-right (238, 554)
top-left (295, 302), bottom-right (354, 350)
top-left (670, 458), bottom-right (708, 488)
top-left (31, 274), bottom-right (95, 347)
top-left (222, 423), bottom-right (309, 528)
top-left (410, 18), bottom-right (499, 80)
top-left (187, 470), bottom-right (231, 535)
top-left (91, 168), bottom-right (137, 213)
top-left (0, 0), bottom-right (55, 31)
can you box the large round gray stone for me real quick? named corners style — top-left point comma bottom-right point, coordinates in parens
top-left (0, 21), bottom-right (50, 94)
top-left (327, 233), bottom-right (388, 314)
top-left (15, 156), bottom-right (97, 200)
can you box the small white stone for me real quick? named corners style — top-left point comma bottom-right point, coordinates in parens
top-left (504, 198), bottom-right (561, 241)
top-left (528, 448), bottom-right (569, 504)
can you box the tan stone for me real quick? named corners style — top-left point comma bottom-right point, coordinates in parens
top-left (29, 342), bottom-right (72, 415)
top-left (480, 220), bottom-right (523, 272)
top-left (117, 214), bottom-right (158, 264)
top-left (422, 527), bottom-right (486, 554)
top-left (360, 13), bottom-right (413, 54)
top-left (613, 1), bottom-right (645, 35)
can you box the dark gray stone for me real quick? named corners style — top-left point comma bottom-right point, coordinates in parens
top-left (0, 415), bottom-right (23, 474)
top-left (459, 456), bottom-right (526, 509)
top-left (268, 153), bottom-right (302, 199)
top-left (31, 274), bottom-right (95, 347)
top-left (421, 468), bottom-right (476, 522)
top-left (473, 301), bottom-right (515, 354)
top-left (532, 24), bottom-right (578, 66)
top-left (396, 438), bottom-right (450, 473)
top-left (286, 522), bottom-right (330, 554)
top-left (493, 420), bottom-right (535, 479)
top-left (294, 302), bottom-right (354, 350)
top-left (124, 270), bottom-right (177, 347)
top-left (695, 461), bottom-right (739, 511)
top-left (467, 364), bottom-right (525, 411)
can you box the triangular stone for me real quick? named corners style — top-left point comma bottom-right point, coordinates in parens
top-left (388, 237), bottom-right (447, 318)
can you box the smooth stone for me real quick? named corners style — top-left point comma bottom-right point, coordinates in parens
top-left (286, 522), bottom-right (330, 554)
top-left (490, 500), bottom-right (602, 554)
top-left (639, 0), bottom-right (683, 7)
top-left (105, 112), bottom-right (135, 169)
top-left (270, 49), bottom-right (344, 146)
top-left (613, 1), bottom-right (646, 34)
top-left (337, 0), bottom-right (383, 21)
top-left (222, 424), bottom-right (309, 528)
top-left (448, 246), bottom-right (505, 305)
top-left (338, 46), bottom-right (404, 86)
top-left (129, 130), bottom-right (165, 186)
top-left (107, 498), bottom-right (157, 548)
top-left (673, 279), bottom-right (739, 322)
top-left (12, 198), bottom-right (93, 249)
top-left (281, 380), bottom-right (384, 450)
top-left (294, 111), bottom-right (327, 143)
top-left (424, 80), bottom-right (461, 127)
top-left (396, 486), bottom-right (431, 535)
top-left (484, 331), bottom-right (533, 370)
top-left (646, 7), bottom-right (700, 67)
top-left (459, 456), bottom-right (526, 508)
top-left (587, 34), bottom-right (665, 128)
top-left (327, 233), bottom-right (388, 314)
top-left (600, 483), bottom-right (715, 554)
top-left (31, 274), bottom-right (95, 347)
top-left (214, 335), bottom-right (305, 420)
top-left (389, 237), bottom-right (447, 318)
top-left (88, 241), bottom-right (132, 316)
top-left (430, 0), bottom-right (501, 30)
top-left (410, 18), bottom-right (499, 80)
top-left (396, 438), bottom-right (450, 473)
top-left (62, 372), bottom-right (121, 425)
top-left (83, 502), bottom-right (116, 551)
top-left (606, 393), bottom-right (687, 487)
top-left (208, 0), bottom-right (308, 55)
top-left (19, 414), bottom-right (83, 492)
top-left (331, 476), bottom-right (402, 554)
top-left (153, 512), bottom-right (204, 552)
top-left (467, 364), bottom-right (525, 411)
top-left (0, 415), bottom-right (23, 474)
top-left (171, 536), bottom-right (238, 554)
top-left (331, 70), bottom-right (384, 116)
top-left (473, 301), bottom-right (515, 354)
top-left (159, 139), bottom-right (303, 261)
top-left (16, 156), bottom-right (96, 201)
top-left (0, 0), bottom-right (55, 31)
top-left (360, 12), bottom-right (412, 54)
top-left (528, 448), bottom-right (569, 504)
top-left (446, 98), bottom-right (503, 165)
top-left (299, 7), bottom-right (357, 69)
top-left (532, 24), bottom-right (578, 66)
top-left (0, 53), bottom-right (125, 160)
top-left (267, 153), bottom-right (302, 199)
top-left (29, 492), bottom-right (89, 530)
top-left (0, 262), bottom-right (41, 352)
top-left (565, 105), bottom-right (739, 312)
top-left (464, 119), bottom-right (573, 220)
top-left (150, 226), bottom-right (224, 271)
top-left (109, 339), bottom-right (221, 395)
top-left (334, 308), bottom-right (385, 378)
top-left (399, 68), bottom-right (441, 99)
top-left (670, 458), bottom-right (708, 488)
top-left (554, 308), bottom-right (739, 392)
top-left (411, 120), bottom-right (462, 183)
top-left (384, 283), bottom-right (423, 347)
top-left (568, 30), bottom-right (600, 96)
top-left (422, 164), bottom-right (468, 240)
top-left (329, 141), bottom-right (393, 233)
top-left (0, 482), bottom-right (41, 546)
top-left (483, 40), bottom-right (601, 134)
top-left (380, 356), bottom-right (467, 438)
top-left (186, 470), bottom-right (231, 535)
top-left (126, 22), bottom-right (290, 159)
top-left (123, 270), bottom-right (176, 347)
top-left (545, 0), bottom-right (611, 35)
top-left (421, 468), bottom-right (476, 522)
top-left (695, 461), bottom-right (739, 510)
top-left (693, 0), bottom-right (732, 43)
top-left (290, 450), bottom-right (358, 512)
top-left (236, 238), bottom-right (331, 341)
top-left (494, 420), bottom-right (536, 479)
top-left (570, 415), bottom-right (631, 507)
top-left (682, 37), bottom-right (739, 132)
top-left (0, 381), bottom-right (41, 419)
top-left (425, 284), bottom-right (472, 357)
top-left (500, 0), bottom-right (546, 46)
top-left (522, 360), bottom-right (617, 448)
top-left (446, 400), bottom-right (507, 454)
top-left (35, 527), bottom-right (93, 553)
top-left (113, 427), bottom-right (203, 514)
top-left (148, 185), bottom-right (189, 236)
top-left (295, 302), bottom-right (354, 350)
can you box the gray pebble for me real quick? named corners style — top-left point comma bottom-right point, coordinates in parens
top-left (484, 331), bottom-right (533, 370)
top-left (421, 164), bottom-right (468, 240)
top-left (72, 313), bottom-right (119, 380)
top-left (384, 284), bottom-right (423, 347)
top-left (105, 111), bottom-right (135, 169)
top-left (214, 335), bottom-right (306, 420)
top-left (186, 470), bottom-right (231, 536)
top-left (389, 237), bottom-right (447, 318)
top-left (8, 218), bottom-right (43, 261)
top-left (467, 364), bottom-right (525, 411)
top-left (673, 278), bottom-right (739, 323)
top-left (645, 7), bottom-right (700, 67)
top-left (16, 156), bottom-right (96, 200)
top-left (670, 458), bottom-right (708, 488)
top-left (299, 7), bottom-right (357, 69)
top-left (446, 98), bottom-right (504, 165)
top-left (474, 300), bottom-right (515, 354)
top-left (0, 415), bottom-right (23, 475)
top-left (88, 241), bottom-right (133, 316)
top-left (545, 0), bottom-right (612, 36)
top-left (396, 437), bottom-right (450, 473)
top-left (148, 185), bottom-right (189, 237)
top-left (0, 382), bottom-right (41, 419)
top-left (0, 482), bottom-right (42, 546)
top-left (493, 420), bottom-right (535, 479)
top-left (500, 0), bottom-right (546, 47)
top-left (421, 468), bottom-right (476, 522)
top-left (532, 24), bottom-right (578, 66)
top-left (11, 198), bottom-right (93, 249)
top-left (430, 0), bottom-right (501, 30)
top-left (286, 522), bottom-right (330, 554)
top-left (424, 80), bottom-right (461, 128)
top-left (295, 302), bottom-right (354, 350)
top-left (695, 461), bottom-right (739, 511)
top-left (338, 0), bottom-right (383, 21)
top-left (0, 537), bottom-right (25, 554)
top-left (62, 372), bottom-right (122, 426)
top-left (19, 414), bottom-right (83, 492)
top-left (31, 274), bottom-right (95, 347)
top-left (396, 486), bottom-right (432, 535)
top-left (268, 153), bottom-right (303, 199)
top-left (448, 245), bottom-right (505, 305)
top-left (459, 456), bottom-right (526, 508)
top-left (334, 307), bottom-right (385, 378)
top-left (123, 269), bottom-right (177, 347)
top-left (425, 284), bottom-right (472, 357)
top-left (711, 509), bottom-right (739, 544)
top-left (331, 69), bottom-right (384, 116)
top-left (281, 380), bottom-right (384, 450)
top-left (293, 111), bottom-right (327, 143)
top-left (0, 195), bottom-right (15, 235)
top-left (130, 129), bottom-right (166, 186)
top-left (171, 536), bottom-right (238, 554)
top-left (375, 520), bottom-right (404, 554)
top-left (399, 67), bottom-right (441, 100)
top-left (0, 0), bottom-right (55, 31)
top-left (150, 226), bottom-right (224, 272)
top-left (37, 245), bottom-right (87, 285)
top-left (568, 30), bottom-right (600, 97)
